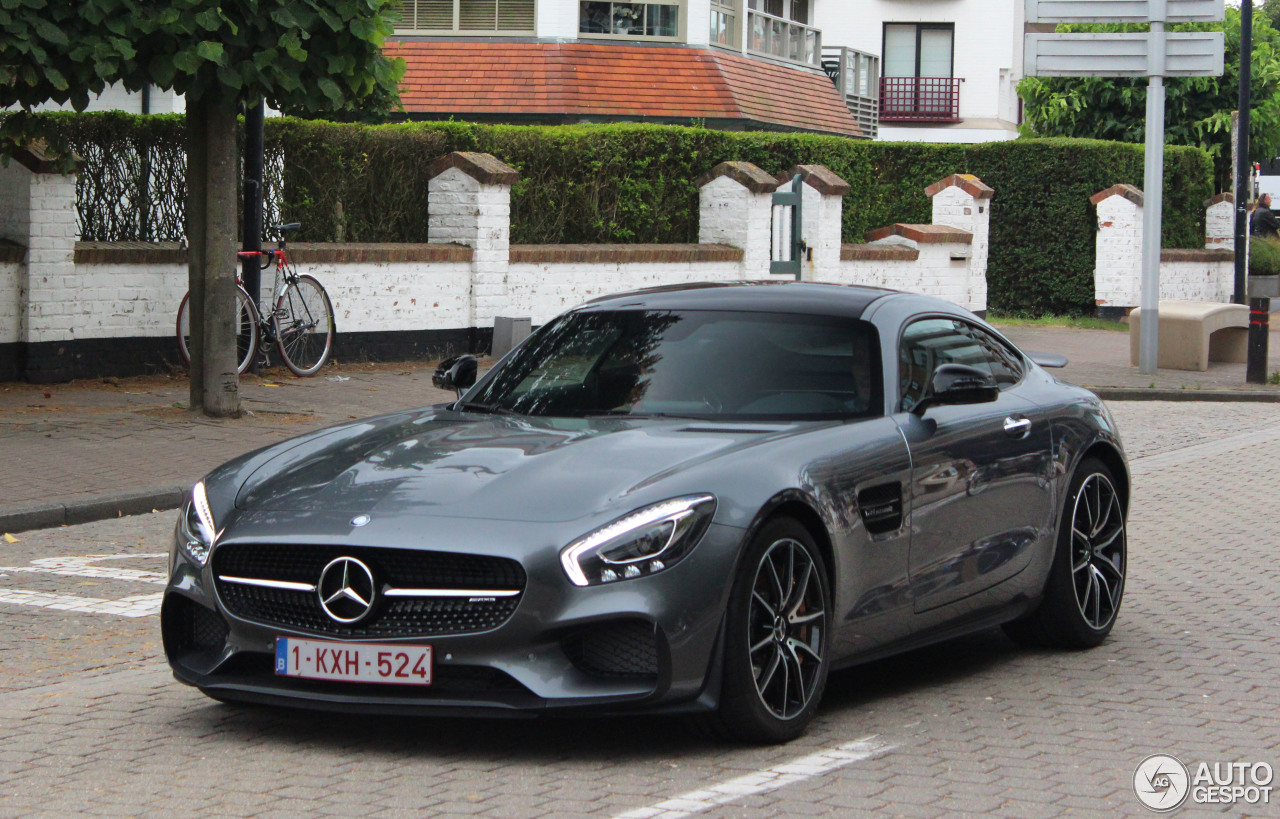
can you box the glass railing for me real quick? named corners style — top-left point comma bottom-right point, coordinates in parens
top-left (746, 9), bottom-right (821, 66)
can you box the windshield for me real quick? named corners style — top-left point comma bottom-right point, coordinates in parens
top-left (464, 309), bottom-right (882, 420)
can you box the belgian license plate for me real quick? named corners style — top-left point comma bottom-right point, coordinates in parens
top-left (275, 638), bottom-right (433, 685)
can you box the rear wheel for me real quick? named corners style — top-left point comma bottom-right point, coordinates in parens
top-left (1003, 457), bottom-right (1126, 648)
top-left (176, 287), bottom-right (259, 375)
top-left (707, 517), bottom-right (830, 743)
top-left (275, 274), bottom-right (334, 377)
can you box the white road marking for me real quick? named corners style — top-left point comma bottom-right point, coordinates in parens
top-left (612, 736), bottom-right (891, 819)
top-left (0, 554), bottom-right (167, 585)
top-left (0, 554), bottom-right (167, 617)
top-left (0, 589), bottom-right (163, 618)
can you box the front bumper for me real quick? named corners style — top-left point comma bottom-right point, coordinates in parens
top-left (162, 512), bottom-right (744, 715)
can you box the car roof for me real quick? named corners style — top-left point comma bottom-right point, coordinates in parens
top-left (578, 281), bottom-right (900, 319)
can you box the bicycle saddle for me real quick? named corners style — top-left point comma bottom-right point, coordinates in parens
top-left (270, 222), bottom-right (301, 235)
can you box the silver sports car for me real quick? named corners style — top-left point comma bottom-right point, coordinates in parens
top-left (162, 282), bottom-right (1128, 742)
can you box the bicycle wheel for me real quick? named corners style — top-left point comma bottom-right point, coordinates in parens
top-left (176, 287), bottom-right (259, 375)
top-left (274, 275), bottom-right (334, 376)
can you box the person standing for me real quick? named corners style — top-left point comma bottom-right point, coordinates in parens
top-left (1251, 193), bottom-right (1280, 238)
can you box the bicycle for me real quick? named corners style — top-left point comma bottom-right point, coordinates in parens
top-left (176, 222), bottom-right (335, 377)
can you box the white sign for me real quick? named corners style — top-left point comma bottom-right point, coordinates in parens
top-left (1025, 31), bottom-right (1225, 77)
top-left (1028, 0), bottom-right (1224, 23)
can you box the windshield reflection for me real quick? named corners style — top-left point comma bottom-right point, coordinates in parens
top-left (465, 310), bottom-right (881, 421)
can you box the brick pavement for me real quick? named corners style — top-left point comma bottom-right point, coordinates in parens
top-left (0, 403), bottom-right (1277, 816)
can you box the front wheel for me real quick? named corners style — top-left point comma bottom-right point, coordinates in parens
top-left (175, 287), bottom-right (259, 375)
top-left (707, 517), bottom-right (831, 743)
top-left (1003, 457), bottom-right (1126, 649)
top-left (274, 275), bottom-right (334, 377)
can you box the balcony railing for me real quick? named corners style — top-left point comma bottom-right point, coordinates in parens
top-left (879, 76), bottom-right (963, 123)
top-left (821, 46), bottom-right (879, 139)
top-left (747, 9), bottom-right (821, 67)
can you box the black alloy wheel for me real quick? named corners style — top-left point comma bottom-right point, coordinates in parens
top-left (1004, 457), bottom-right (1126, 649)
top-left (709, 517), bottom-right (831, 743)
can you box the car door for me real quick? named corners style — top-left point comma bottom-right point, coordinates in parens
top-left (893, 317), bottom-right (1055, 613)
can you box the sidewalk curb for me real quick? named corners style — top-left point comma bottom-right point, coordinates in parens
top-left (1092, 388), bottom-right (1280, 402)
top-left (0, 485), bottom-right (186, 536)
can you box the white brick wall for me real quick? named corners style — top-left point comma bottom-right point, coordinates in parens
top-left (698, 175), bottom-right (773, 274)
top-left (1094, 195), bottom-right (1145, 309)
top-left (1205, 199), bottom-right (1234, 250)
top-left (508, 261), bottom-right (743, 325)
top-left (1158, 259), bottom-right (1234, 304)
top-left (1095, 192), bottom-right (1233, 308)
top-left (797, 182), bottom-right (843, 282)
top-left (429, 167), bottom-right (511, 328)
top-left (930, 185), bottom-right (990, 312)
top-left (822, 245), bottom-right (979, 312)
top-left (305, 261), bottom-right (473, 333)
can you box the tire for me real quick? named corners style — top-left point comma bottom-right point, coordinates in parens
top-left (1003, 457), bottom-right (1126, 649)
top-left (706, 517), bottom-right (831, 743)
top-left (176, 287), bottom-right (260, 375)
top-left (274, 275), bottom-right (334, 377)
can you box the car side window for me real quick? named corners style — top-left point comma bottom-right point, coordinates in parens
top-left (898, 318), bottom-right (1024, 412)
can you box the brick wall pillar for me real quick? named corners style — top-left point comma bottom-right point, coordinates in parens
top-left (786, 165), bottom-right (849, 282)
top-left (1204, 193), bottom-right (1234, 251)
top-left (697, 162), bottom-right (778, 276)
top-left (926, 174), bottom-right (993, 314)
top-left (0, 147), bottom-right (79, 380)
top-left (1090, 184), bottom-right (1145, 313)
top-left (427, 152), bottom-right (518, 333)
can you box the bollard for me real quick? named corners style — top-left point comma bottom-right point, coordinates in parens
top-left (1247, 297), bottom-right (1271, 384)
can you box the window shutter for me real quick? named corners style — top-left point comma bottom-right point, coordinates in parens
top-left (460, 0), bottom-right (498, 30)
top-left (497, 0), bottom-right (535, 31)
top-left (412, 0), bottom-right (454, 30)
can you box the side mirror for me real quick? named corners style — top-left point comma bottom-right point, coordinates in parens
top-left (433, 355), bottom-right (478, 396)
top-left (913, 364), bottom-right (999, 415)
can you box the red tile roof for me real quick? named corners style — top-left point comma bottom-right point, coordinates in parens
top-left (386, 41), bottom-right (862, 137)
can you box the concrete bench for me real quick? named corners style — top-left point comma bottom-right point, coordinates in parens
top-left (1129, 301), bottom-right (1249, 371)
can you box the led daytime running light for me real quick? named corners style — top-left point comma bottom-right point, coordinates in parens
top-left (191, 481), bottom-right (218, 545)
top-left (561, 495), bottom-right (714, 587)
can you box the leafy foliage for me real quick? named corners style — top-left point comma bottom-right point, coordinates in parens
top-left (1018, 8), bottom-right (1280, 188)
top-left (1249, 235), bottom-right (1280, 275)
top-left (0, 0), bottom-right (404, 125)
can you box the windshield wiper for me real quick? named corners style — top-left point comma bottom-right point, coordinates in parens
top-left (580, 410), bottom-right (711, 421)
top-left (454, 401), bottom-right (521, 416)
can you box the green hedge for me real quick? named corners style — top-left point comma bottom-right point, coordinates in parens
top-left (268, 120), bottom-right (1212, 315)
top-left (10, 113), bottom-right (1214, 315)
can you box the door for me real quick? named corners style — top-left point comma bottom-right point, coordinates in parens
top-left (894, 318), bottom-right (1055, 613)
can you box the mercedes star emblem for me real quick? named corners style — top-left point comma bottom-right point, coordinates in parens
top-left (317, 556), bottom-right (376, 624)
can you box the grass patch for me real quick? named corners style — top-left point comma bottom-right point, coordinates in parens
top-left (987, 312), bottom-right (1129, 332)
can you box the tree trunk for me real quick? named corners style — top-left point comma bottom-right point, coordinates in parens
top-left (200, 98), bottom-right (241, 417)
top-left (185, 94), bottom-right (207, 411)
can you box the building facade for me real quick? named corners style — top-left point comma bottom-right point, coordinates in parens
top-left (389, 0), bottom-right (1025, 142)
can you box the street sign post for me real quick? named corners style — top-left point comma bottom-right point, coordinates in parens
top-left (1028, 0), bottom-right (1224, 23)
top-left (1024, 0), bottom-right (1225, 375)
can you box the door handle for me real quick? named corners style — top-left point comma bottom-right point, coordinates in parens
top-left (1004, 416), bottom-right (1032, 438)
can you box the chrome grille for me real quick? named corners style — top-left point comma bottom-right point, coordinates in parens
top-left (212, 544), bottom-right (525, 638)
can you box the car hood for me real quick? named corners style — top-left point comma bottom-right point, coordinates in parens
top-left (234, 410), bottom-right (799, 522)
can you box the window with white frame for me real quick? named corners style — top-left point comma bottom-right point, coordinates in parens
top-left (746, 0), bottom-right (818, 65)
top-left (710, 0), bottom-right (739, 48)
top-left (579, 1), bottom-right (682, 39)
top-left (395, 0), bottom-right (535, 34)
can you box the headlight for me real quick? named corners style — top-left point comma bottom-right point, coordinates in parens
top-left (560, 495), bottom-right (716, 587)
top-left (178, 481), bottom-right (220, 565)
